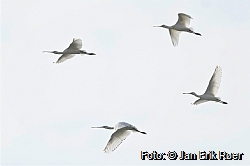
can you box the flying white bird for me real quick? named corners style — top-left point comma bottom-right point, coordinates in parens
top-left (154, 13), bottom-right (201, 46)
top-left (92, 122), bottom-right (146, 153)
top-left (43, 38), bottom-right (96, 63)
top-left (183, 66), bottom-right (228, 105)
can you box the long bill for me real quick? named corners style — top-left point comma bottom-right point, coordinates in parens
top-left (43, 51), bottom-right (64, 54)
top-left (91, 126), bottom-right (114, 129)
top-left (183, 92), bottom-right (191, 94)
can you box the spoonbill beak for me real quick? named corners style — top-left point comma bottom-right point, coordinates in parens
top-left (43, 51), bottom-right (51, 53)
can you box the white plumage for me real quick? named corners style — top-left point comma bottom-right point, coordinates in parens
top-left (154, 13), bottom-right (201, 46)
top-left (183, 66), bottom-right (227, 105)
top-left (43, 38), bottom-right (96, 63)
top-left (204, 66), bottom-right (222, 96)
top-left (92, 122), bottom-right (146, 153)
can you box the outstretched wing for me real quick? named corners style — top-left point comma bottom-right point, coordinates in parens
top-left (104, 128), bottom-right (131, 153)
top-left (176, 13), bottom-right (192, 27)
top-left (115, 122), bottom-right (133, 130)
top-left (169, 29), bottom-right (181, 46)
top-left (54, 54), bottom-right (75, 64)
top-left (66, 39), bottom-right (82, 50)
top-left (204, 66), bottom-right (222, 96)
top-left (193, 99), bottom-right (208, 105)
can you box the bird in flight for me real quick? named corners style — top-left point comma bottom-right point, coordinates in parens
top-left (154, 13), bottom-right (201, 46)
top-left (92, 122), bottom-right (146, 153)
top-left (43, 38), bottom-right (96, 63)
top-left (183, 66), bottom-right (228, 105)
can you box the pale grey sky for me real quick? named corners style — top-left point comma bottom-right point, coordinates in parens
top-left (1, 0), bottom-right (250, 165)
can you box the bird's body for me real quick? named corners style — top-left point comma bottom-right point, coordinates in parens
top-left (92, 122), bottom-right (146, 153)
top-left (154, 13), bottom-right (201, 46)
top-left (43, 38), bottom-right (96, 63)
top-left (183, 66), bottom-right (227, 105)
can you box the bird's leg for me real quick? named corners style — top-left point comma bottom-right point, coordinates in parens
top-left (219, 100), bottom-right (228, 104)
top-left (86, 52), bottom-right (96, 55)
top-left (193, 32), bottom-right (202, 36)
top-left (188, 28), bottom-right (202, 36)
top-left (80, 50), bottom-right (86, 55)
top-left (134, 128), bottom-right (147, 134)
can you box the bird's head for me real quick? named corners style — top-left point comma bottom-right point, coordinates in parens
top-left (43, 51), bottom-right (58, 54)
top-left (92, 126), bottom-right (114, 130)
top-left (183, 92), bottom-right (199, 97)
top-left (183, 92), bottom-right (195, 95)
top-left (153, 25), bottom-right (168, 28)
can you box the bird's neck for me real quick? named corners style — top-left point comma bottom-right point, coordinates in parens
top-left (105, 126), bottom-right (114, 130)
top-left (55, 51), bottom-right (64, 54)
top-left (192, 93), bottom-right (200, 98)
top-left (162, 25), bottom-right (170, 29)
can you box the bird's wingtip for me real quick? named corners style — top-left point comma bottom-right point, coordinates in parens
top-left (103, 149), bottom-right (110, 154)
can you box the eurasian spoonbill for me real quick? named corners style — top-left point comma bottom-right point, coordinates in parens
top-left (183, 66), bottom-right (228, 105)
top-left (154, 13), bottom-right (201, 46)
top-left (43, 38), bottom-right (96, 63)
top-left (92, 122), bottom-right (146, 153)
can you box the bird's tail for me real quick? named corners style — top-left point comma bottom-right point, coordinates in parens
top-left (189, 27), bottom-right (194, 31)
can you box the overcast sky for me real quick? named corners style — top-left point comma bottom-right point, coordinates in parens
top-left (1, 0), bottom-right (250, 165)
